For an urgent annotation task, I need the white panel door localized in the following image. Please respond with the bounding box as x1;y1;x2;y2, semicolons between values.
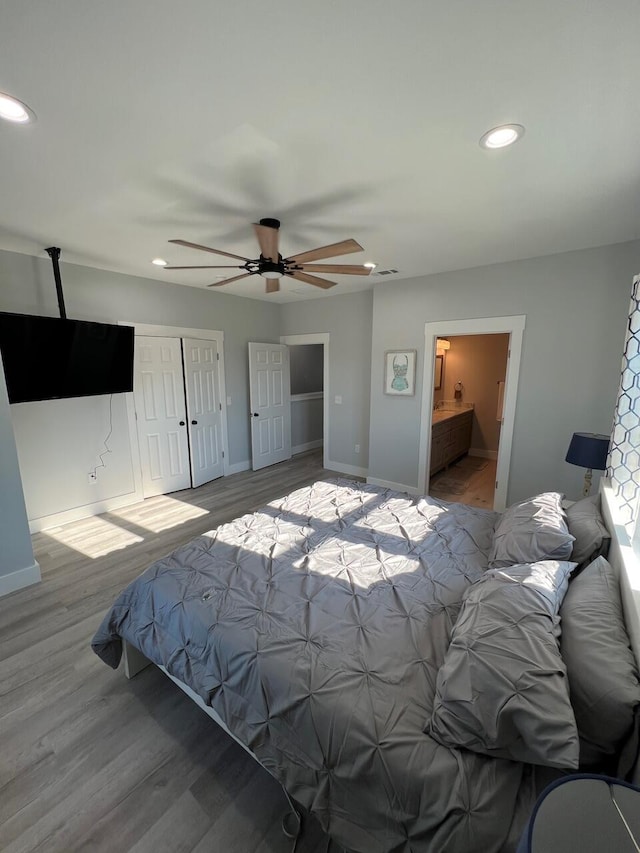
134;336;191;497
183;338;224;488
248;342;291;471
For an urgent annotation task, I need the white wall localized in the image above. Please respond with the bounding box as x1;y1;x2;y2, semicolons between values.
0;249;280;526
0;358;40;595
280;291;373;474
436;334;509;454
368;240;640;502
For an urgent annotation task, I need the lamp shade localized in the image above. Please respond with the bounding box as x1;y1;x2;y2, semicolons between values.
565;432;610;470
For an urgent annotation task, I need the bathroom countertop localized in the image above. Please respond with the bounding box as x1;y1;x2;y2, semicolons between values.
432;405;474;425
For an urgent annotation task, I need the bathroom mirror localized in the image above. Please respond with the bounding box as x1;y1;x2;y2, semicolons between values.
434;354;444;390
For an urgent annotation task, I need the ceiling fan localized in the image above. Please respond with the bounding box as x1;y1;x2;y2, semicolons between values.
164;218;372;293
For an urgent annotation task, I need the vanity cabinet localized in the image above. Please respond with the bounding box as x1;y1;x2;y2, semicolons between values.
430;410;473;475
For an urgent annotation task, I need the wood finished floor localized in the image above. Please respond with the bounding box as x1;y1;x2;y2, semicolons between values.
0;450;357;853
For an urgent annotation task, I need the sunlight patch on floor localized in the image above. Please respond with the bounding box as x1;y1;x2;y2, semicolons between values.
46;516;144;558
111;495;210;533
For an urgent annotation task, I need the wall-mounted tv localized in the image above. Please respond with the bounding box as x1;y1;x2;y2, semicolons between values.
0;312;134;404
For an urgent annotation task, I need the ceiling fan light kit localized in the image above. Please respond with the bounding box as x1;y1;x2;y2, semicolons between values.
165;218;371;294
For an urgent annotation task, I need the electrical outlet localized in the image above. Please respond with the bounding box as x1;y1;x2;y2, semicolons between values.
355;444;360;453
88;472;97;483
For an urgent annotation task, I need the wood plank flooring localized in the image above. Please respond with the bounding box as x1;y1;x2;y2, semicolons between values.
0;450;356;853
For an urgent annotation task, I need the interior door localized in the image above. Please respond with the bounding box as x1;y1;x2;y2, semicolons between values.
248;342;291;471
134;336;191;497
183;338;224;487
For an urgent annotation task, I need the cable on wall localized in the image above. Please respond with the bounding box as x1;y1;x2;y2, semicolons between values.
89;394;114;480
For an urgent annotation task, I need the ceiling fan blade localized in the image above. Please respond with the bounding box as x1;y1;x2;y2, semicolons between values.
164;265;244;270
169;239;251;262
253;223;279;262
286;271;337;290
207;273;255;288
296;264;371;276
265;278;280;294
286;238;363;264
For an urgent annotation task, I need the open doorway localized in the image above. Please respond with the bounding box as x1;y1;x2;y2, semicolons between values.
418;316;525;511
280;333;329;469
429;333;509;508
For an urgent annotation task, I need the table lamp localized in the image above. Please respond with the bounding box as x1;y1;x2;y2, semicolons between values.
565;432;610;497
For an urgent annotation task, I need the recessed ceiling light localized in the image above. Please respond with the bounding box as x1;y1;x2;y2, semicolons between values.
152;258;167;266
0;92;36;124
364;262;377;269
479;124;525;150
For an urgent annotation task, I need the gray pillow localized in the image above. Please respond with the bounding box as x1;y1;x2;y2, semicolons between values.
560;556;640;771
426;560;579;769
565;495;611;569
489;492;574;569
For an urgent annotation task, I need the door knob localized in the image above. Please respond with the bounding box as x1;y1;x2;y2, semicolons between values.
252;412;259;417
179;420;185;426
191;420;198;425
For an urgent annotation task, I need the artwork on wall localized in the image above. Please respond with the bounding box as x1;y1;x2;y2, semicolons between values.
434;354;443;390
384;350;416;396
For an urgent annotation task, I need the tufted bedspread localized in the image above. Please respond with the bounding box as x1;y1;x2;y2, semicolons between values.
92;479;538;852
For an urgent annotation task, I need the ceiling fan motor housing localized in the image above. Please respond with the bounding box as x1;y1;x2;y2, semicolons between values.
260;259;284;279
259;217;280;230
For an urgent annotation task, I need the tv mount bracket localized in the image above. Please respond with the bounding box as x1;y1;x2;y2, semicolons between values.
45;246;66;320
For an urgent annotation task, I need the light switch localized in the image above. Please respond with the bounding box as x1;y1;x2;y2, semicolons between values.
334;395;343;404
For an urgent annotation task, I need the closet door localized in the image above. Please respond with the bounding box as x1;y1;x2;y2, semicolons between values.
133;336;191;497
183;338;224;488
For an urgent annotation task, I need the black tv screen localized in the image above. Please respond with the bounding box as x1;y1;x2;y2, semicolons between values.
0;312;134;403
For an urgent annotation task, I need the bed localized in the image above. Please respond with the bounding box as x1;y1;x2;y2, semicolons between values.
92;478;640;852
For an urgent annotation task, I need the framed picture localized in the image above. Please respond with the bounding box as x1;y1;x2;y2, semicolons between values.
384;350;416;396
434;354;444;390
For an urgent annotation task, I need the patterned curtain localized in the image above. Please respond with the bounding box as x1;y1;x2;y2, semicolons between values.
607;274;640;529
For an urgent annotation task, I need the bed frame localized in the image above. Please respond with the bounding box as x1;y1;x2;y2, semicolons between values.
123;478;640;790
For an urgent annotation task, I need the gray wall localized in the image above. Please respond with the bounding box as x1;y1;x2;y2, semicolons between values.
291;397;323;449
280;291;373;471
0;356;39;591
369;240;640;502
290;344;324;395
0;249;280;523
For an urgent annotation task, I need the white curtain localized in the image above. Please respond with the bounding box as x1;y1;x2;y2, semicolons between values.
607;274;640;530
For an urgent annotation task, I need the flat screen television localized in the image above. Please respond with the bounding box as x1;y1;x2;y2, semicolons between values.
0;312;135;403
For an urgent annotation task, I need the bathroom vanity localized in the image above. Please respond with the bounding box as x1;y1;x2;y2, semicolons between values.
430;407;473;475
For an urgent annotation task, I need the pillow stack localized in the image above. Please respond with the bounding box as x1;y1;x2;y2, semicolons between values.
489;492;574;569
426;559;579;769
560;556;640;774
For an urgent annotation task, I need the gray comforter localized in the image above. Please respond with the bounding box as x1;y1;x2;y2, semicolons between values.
92;479;537;852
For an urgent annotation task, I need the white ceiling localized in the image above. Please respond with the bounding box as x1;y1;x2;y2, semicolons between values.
1;0;639;302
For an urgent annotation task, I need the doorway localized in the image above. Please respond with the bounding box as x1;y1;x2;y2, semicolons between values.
417;316;525;511
428;333;509;507
280;333;330;470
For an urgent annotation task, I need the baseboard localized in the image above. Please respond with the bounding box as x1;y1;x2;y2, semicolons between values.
29;491;143;533
293;440;323;455
226;459;251;476
366;476;421;496
326;460;369;478
469;448;498;460
0;560;41;597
